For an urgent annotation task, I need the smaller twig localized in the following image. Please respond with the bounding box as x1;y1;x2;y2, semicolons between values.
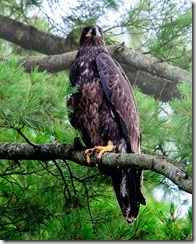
16;128;39;149
63;160;78;197
83;182;98;237
52;159;72;201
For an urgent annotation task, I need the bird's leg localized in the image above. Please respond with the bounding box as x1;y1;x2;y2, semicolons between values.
85;141;115;163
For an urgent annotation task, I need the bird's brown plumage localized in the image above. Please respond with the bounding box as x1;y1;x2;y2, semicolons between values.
69;25;146;223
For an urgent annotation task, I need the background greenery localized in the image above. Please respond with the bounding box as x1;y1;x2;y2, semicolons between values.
0;0;192;240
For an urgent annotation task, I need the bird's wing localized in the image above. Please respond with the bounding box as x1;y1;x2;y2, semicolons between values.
96;52;141;153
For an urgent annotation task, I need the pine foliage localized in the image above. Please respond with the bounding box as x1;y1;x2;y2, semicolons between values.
0;57;75;143
169;82;192;170
0;0;192;241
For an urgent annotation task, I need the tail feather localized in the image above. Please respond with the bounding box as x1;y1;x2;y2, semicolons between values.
111;167;146;223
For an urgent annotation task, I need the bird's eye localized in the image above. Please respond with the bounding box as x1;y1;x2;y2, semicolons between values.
99;27;103;33
84;27;90;33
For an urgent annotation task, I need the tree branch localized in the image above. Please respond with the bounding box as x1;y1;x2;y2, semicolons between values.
0;142;192;194
0;14;73;54
19;51;76;73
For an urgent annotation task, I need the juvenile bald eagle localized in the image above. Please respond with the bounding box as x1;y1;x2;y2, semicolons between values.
69;25;146;223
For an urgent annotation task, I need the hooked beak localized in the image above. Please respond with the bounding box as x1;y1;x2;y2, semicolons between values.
85;32;92;37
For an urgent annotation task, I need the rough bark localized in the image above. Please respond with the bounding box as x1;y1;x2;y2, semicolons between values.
0;15;72;54
19;51;76;73
0;142;192;194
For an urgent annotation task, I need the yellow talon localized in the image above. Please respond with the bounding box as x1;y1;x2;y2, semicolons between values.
86;154;92;163
96;140;115;159
85;148;95;163
85;141;115;163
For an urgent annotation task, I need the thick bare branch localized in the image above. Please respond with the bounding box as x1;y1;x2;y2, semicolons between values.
19;51;76;73
0;14;71;54
0;142;192;194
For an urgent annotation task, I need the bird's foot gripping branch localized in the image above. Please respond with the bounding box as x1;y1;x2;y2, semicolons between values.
85;140;115;163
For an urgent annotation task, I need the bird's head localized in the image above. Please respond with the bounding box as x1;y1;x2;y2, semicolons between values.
79;25;104;45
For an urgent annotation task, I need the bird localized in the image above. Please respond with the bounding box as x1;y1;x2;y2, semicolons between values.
69;25;146;223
